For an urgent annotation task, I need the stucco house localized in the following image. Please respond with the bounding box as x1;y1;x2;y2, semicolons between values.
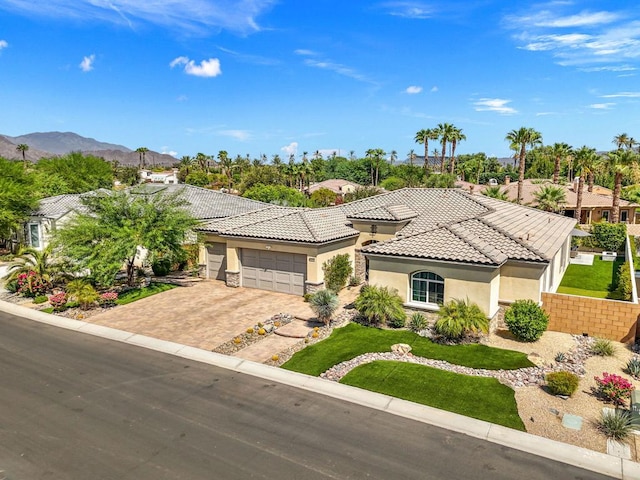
197;188;576;317
307;179;362;198
139;169;180;184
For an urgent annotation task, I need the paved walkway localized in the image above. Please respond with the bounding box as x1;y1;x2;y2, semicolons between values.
87;280;359;359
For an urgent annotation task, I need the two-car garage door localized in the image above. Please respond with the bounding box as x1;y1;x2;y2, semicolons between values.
241;249;306;295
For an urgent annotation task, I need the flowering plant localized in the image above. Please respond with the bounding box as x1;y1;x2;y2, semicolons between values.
17;271;49;297
99;291;118;307
594;372;635;406
48;292;68;311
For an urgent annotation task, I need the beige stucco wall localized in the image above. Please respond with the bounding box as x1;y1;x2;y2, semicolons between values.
351;221;408;248
499;262;545;303
367;256;500;317
313;238;357;284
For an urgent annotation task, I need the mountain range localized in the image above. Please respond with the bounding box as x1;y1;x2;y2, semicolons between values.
0;131;178;167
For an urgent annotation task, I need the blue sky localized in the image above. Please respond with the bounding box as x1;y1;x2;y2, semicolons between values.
0;0;639;160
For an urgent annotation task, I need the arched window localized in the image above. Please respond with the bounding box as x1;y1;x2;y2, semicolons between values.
411;271;444;305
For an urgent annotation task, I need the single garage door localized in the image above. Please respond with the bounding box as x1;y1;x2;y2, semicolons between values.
241;249;306;295
207;243;227;281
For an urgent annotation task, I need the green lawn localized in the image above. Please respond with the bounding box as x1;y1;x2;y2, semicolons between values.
281;322;533;376
341;361;525;431
557;256;624;300
116;282;177;305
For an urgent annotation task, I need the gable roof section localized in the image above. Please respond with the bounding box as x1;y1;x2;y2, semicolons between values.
347;204;418;221
31;193;84;220
199;206;358;243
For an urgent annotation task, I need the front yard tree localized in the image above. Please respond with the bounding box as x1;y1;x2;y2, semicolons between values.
53;190;198;287
0;157;38;240
505;127;543;204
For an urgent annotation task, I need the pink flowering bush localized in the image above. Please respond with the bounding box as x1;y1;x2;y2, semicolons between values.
48;292;68;312
594;372;635;406
17;271;49;297
99;291;118;307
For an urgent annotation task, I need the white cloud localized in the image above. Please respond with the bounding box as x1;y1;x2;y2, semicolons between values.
580;65;636;72
381;2;434;19
405;85;422;94
0;0;274;35
601;92;640;98
430;86;438;92
160;146;178;157
79;54;95;72
588;103;615;109
218;129;250;141
473;98;518;115
294;49;315;56
170;56;221;77
176;94;188;102
0;40;8;50
281;142;298;157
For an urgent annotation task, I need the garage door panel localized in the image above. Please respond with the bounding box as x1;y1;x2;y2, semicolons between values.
241;249;306;295
207;243;227;281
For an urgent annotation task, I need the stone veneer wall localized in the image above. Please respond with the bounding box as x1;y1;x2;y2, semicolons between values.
225;270;240;288
305;281;324;295
541;292;639;343
354;249;366;282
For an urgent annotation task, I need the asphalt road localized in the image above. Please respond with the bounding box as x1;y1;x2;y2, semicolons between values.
0;311;614;480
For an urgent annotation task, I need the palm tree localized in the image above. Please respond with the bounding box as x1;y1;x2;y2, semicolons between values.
573;146;598;223
482;186;509;201
613;133;631;150
179;155;195;176
217;150;232;190
407;149;416;166
505;127;543;204
4;245;64;286
195;152;209;172
365;148;385;186
603;149;638;222
16;144;29;168
414;128;437;172
389;150;398;165
550;142;572;184
136;147;149;170
448;126;466;175
349;150;356;161
533;185;566;213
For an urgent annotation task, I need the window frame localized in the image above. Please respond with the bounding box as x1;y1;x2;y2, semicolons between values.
410;271;444;307
27;222;41;249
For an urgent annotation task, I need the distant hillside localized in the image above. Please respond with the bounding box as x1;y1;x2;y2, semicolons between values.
84;149;177;167
0;135;51;162
0;131;177;167
6;131;131;155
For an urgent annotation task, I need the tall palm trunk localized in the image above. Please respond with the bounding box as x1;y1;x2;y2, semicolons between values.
440;141;446;173
575;176;584;224
588;173;594;192
612;172;623;223
449;140;457;175
552;156;561;184
423;140;429;172
517;144;526;204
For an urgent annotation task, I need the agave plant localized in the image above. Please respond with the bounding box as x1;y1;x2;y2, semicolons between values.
626;357;640;379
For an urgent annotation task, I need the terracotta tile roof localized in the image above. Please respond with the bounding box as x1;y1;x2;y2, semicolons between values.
199;207;358;243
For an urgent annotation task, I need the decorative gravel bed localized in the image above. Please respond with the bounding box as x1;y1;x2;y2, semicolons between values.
212;313;293;355
320;334;594;388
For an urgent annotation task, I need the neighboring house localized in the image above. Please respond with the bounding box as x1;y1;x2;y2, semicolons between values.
22;184;267;251
140;169;180;184
197;188;576;317
307;179;362;198
456;178;638;225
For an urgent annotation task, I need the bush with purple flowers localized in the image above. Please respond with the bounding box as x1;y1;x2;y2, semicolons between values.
594;372;635;406
17;271;49;297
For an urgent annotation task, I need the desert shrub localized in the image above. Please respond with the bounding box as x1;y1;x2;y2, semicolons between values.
433;298;488;342
616;262;633;301
66;279;99;310
598;410;635;441
555;352;566;363
594;372;634;406
99;291;118;307
348;275;360;287
380;176;406;191
591;338;616;357
5;279;18;293
309;289;339;325
504;299;549;342
354;285;406;327
545;371;579;396
591;222;626;252
409;312;429;333
33;295;48;304
48;292;68;312
151;258;172;277
322;254;353;293
387;314;406;329
625;357;640;379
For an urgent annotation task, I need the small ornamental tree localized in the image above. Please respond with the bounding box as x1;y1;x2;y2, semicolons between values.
322;254;353;293
309;289;339;325
504;299;549;342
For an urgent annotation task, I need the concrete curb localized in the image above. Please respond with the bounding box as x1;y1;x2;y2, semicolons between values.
1;299;637;479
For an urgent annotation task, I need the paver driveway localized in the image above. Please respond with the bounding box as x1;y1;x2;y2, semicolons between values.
87;280;321;351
